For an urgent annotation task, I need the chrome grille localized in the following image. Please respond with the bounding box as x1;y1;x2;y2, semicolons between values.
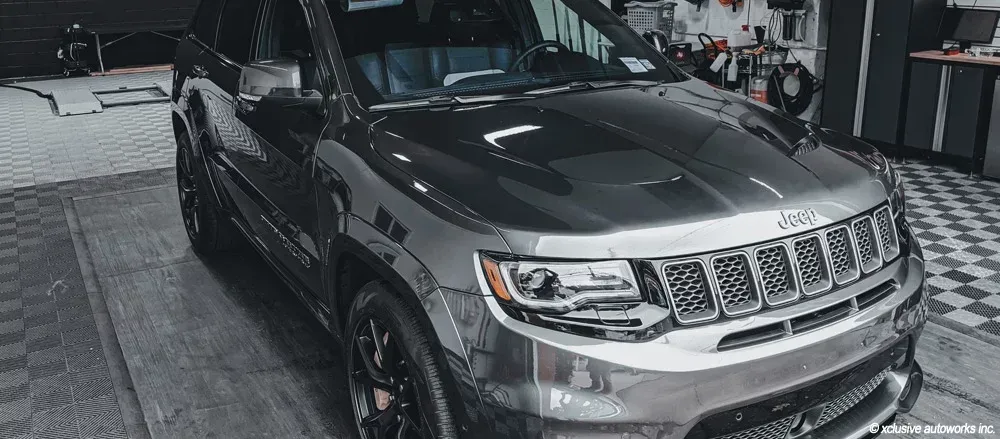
815;369;889;428
713;416;794;439
662;260;716;323
874;206;900;261
793;236;832;295
659;204;899;325
852;217;883;273
853;219;874;265
711;253;760;315
825;226;860;285
754;244;798;306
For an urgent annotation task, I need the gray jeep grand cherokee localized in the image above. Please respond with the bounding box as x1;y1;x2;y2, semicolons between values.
170;0;927;437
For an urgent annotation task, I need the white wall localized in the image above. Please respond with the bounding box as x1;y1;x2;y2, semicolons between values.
667;0;829;121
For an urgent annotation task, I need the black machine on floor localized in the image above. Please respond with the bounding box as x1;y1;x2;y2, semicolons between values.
58;24;92;77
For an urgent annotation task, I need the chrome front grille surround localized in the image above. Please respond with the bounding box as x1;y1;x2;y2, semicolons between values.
826;226;861;285
662;259;719;323
852;217;882;274
792;235;833;295
710;252;763;316
661;205;901;325
874;206;900;261
754;243;800;306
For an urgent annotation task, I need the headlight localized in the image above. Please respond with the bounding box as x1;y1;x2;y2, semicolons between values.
871;152;906;218
889;176;906;219
480;255;642;313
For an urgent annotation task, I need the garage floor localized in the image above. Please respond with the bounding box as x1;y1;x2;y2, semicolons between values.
1;73;1000;438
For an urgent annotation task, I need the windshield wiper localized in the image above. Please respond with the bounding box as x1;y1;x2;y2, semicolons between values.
524;79;663;96
369;94;535;111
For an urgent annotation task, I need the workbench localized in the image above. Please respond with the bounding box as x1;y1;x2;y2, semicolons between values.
901;50;1000;177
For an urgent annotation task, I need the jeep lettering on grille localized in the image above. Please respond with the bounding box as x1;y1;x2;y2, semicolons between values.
777;208;819;230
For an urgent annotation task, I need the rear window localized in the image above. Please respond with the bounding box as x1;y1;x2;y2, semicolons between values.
216;0;264;64
191;0;224;44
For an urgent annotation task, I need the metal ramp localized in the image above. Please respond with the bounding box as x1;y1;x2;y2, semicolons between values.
51;82;171;116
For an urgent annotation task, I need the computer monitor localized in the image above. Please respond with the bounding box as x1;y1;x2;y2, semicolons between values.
939;8;1000;51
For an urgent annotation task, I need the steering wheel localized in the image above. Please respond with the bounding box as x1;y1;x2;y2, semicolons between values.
508;40;571;72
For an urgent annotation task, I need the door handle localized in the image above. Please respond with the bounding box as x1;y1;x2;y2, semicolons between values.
192;64;209;78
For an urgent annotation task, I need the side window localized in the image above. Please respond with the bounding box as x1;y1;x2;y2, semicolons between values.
257;0;321;91
216;0;264;65
191;0;224;44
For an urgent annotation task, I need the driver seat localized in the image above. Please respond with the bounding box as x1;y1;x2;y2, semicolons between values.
370;0;515;95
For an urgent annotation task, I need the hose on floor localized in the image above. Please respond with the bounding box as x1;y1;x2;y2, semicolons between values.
0;83;52;99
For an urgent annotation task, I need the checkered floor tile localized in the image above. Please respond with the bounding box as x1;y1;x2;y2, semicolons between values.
0;72;174;191
0;168;176;439
897;161;1000;337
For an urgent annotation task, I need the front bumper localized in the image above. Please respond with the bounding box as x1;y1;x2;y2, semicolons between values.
423;238;927;439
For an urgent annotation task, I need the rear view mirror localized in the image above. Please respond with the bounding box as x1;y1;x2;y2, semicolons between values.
643;30;670;54
341;0;404;12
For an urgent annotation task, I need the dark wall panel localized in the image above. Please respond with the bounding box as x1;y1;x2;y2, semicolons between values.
942;66;987;160
0;0;199;78
820;0;866;134
902;62;941;150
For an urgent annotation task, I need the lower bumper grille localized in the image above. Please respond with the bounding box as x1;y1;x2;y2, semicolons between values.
714;417;794;439
696;341;907;439
815;369;889;428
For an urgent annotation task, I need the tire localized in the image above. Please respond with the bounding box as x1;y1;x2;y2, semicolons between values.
346;281;458;439
176;132;238;254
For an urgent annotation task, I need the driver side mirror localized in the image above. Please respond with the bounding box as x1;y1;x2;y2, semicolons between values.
238;58;323;113
643;30;670;55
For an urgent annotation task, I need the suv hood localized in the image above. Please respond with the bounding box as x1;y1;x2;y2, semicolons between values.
370;80;893;259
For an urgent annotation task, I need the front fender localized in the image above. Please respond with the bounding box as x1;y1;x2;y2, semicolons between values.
328;217;493;435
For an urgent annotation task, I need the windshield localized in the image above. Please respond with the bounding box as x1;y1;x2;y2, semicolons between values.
329;0;684;108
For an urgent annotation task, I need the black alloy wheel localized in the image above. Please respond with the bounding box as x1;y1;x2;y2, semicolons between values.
177;140;201;241
349;317;435;439
175;133;237;254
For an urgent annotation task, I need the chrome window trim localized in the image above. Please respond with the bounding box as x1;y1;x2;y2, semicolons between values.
709;251;764;317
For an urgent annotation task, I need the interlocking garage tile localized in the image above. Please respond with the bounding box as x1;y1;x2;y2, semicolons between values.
61;326;99;346
29;373;71;397
33;421;80;439
70;366;109;389
72;378;113;402
0;382;29;405
0;417;31;438
26;335;61;354
30;387;73;414
0;394;30;423
0;341;25;360
28;361;67;381
32;403;77;432
27;347;64;367
66;350;105;373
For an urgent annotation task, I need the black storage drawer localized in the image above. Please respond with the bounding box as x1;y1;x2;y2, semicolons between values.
903;62;942;150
